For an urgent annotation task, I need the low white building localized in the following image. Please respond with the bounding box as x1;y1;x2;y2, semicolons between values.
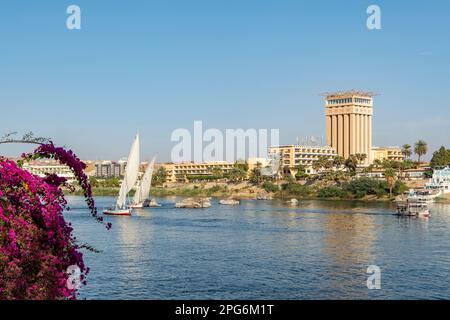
426;167;450;194
23;161;76;184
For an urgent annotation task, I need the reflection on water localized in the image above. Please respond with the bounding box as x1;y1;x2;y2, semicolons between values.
65;196;450;300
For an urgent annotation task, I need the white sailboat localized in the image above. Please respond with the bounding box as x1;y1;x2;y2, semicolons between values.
103;134;140;216
130;157;156;208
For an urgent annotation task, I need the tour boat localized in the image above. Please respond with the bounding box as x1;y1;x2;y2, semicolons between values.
130;157;156;209
103;134;140;216
396;199;430;217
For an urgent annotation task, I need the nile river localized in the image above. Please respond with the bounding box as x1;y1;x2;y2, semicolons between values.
65;196;450;300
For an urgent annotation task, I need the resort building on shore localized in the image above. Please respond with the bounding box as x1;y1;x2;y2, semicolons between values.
324;91;374;164
23;160;76;184
371;146;405;162
268;145;337;175
161;158;270;183
426;167;450;194
162;161;235;183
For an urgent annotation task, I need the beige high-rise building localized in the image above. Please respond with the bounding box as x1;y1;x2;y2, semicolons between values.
324;91;374;165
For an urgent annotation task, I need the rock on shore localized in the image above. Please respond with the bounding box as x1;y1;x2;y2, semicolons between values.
256;190;273;200
175;198;212;208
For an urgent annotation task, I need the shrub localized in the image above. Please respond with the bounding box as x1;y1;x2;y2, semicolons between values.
262;182;279;193
282;183;311;197
318;186;348;198
0;143;108;300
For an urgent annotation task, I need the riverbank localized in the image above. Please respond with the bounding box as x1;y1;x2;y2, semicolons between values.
65;177;413;202
435;193;450;204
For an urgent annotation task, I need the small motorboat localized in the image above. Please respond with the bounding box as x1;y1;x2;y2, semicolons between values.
219;199;240;205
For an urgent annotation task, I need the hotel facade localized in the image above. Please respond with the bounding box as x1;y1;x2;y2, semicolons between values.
161;158;270;183
23;160;76;184
324;91;373;164
324;91;403;165
268;145;337;175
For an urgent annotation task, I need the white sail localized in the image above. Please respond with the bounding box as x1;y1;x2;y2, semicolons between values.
116;134;141;209
132;156;156;205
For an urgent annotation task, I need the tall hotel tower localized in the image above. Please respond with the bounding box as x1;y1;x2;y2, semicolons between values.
324;91;374;165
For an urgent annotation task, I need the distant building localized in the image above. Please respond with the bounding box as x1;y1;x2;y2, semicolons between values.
268;145;337;175
95;160;127;178
371;147;405;162
23;160;76;184
426;167;450;194
324;91;374;164
162;161;235;182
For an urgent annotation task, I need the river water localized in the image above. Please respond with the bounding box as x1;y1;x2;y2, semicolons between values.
65;196;450;300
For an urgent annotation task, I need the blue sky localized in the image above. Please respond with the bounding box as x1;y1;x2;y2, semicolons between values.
1;0;449;161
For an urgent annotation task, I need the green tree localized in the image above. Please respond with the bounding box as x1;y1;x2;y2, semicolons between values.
228;167;247;183
344;155;358;174
384;167;396;197
430;146;450;169
154;167;168;185
373;158;382;169
295;164;307;180
355;153;367;165
249;167;262;184
211;167;224;178
89;176;99;188
414;140;428;163
402;144;412;159
333;156;345;169
313;156;332;173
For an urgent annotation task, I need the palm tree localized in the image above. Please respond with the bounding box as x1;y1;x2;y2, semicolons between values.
333;156;345;169
384;167;396;197
344;155;358;174
355;153;367;165
373;158;382;169
414;140;428;163
402;144;412;159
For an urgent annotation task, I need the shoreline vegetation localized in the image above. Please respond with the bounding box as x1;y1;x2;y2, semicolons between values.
66;177;413;202
66;147;450;203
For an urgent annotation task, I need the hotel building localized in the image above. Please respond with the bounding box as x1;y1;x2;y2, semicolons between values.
161;158;270;183
268;145;337;175
94;160;127;178
162;161;235;182
371;146;405;162
23;160;76;184
324;91;374;165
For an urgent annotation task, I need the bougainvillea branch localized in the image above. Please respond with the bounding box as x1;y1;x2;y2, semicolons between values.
22;143;112;230
0;141;110;300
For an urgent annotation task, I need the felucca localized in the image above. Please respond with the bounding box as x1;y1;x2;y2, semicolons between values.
130;156;156;208
103;134;140;216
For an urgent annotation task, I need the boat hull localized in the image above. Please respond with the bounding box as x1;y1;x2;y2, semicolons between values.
130;203;145;209
103;209;132;216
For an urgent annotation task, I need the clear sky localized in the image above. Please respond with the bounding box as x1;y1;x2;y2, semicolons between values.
1;0;449;161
